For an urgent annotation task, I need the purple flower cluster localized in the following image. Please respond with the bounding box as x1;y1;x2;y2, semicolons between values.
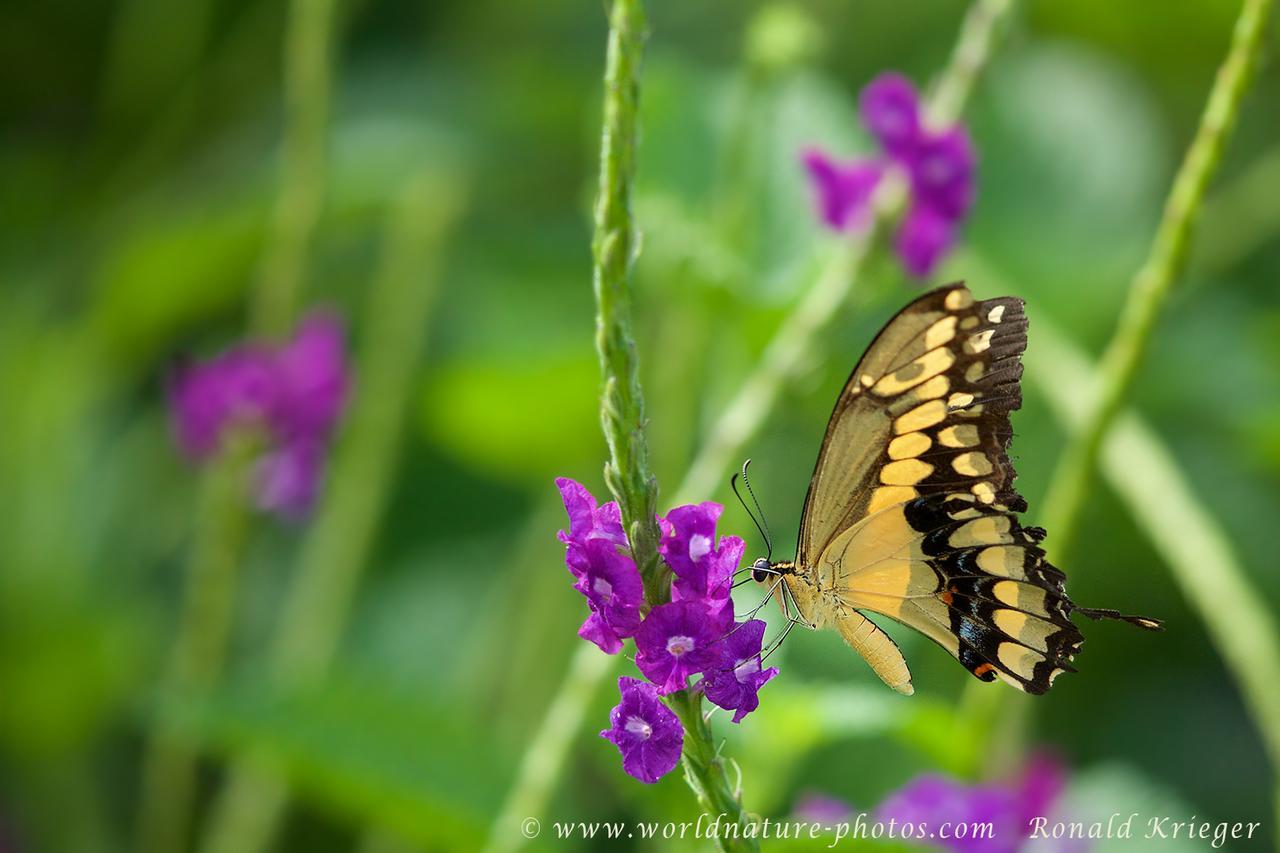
555;479;780;783
794;754;1074;852
876;754;1073;853
803;72;977;278
169;312;350;518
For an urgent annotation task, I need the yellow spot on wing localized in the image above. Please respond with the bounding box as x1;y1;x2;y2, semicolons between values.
881;458;934;486
948;515;1011;548
994;608;1028;639
895;400;947;434
887;432;932;460
977;545;1026;578
987;304;1006;323
965;362;985;382
945;288;974;310
938;424;979;448
953;452;994;477
998;642;1040;680
960;316;980;331
972;481;996;503
867;485;917;514
965;329;994;354
948;391;975;408
872;347;956;396
924;315;958;349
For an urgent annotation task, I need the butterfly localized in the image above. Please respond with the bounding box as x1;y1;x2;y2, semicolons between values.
748;283;1161;695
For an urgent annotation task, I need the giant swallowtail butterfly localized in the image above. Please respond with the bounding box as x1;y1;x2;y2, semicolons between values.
751;283;1161;695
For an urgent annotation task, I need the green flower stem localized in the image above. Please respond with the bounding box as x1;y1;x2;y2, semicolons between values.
251;0;339;338
592;0;664;598
196;171;464;853
1037;0;1274;558
669;690;759;852
487;0;1017;847
136;433;257;853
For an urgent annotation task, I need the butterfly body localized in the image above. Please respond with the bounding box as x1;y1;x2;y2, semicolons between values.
759;283;1159;697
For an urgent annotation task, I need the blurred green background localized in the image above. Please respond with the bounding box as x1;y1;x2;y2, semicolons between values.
2;0;1279;850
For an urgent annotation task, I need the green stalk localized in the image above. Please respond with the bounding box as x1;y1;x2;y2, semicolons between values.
1038;0;1274;557
136;433;256;853
486;0;1017;847
587;1;757;847
196;171;464;853
592;0;664;595
251;0;339;338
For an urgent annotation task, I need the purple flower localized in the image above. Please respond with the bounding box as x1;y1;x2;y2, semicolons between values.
802;150;883;231
895;204;956;279
555;477;628;578
635;601;727;695
802;71;977;279
876;754;1073;853
793;791;854;824
859;72;922;158
658;502;744;626
169;311;350;518
555;479;644;654
600;677;684;784
908;127;976;220
700;619;778;723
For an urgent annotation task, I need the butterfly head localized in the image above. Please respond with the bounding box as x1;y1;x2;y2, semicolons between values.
750;558;794;584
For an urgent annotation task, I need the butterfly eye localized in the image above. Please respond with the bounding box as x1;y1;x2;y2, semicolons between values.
751;558;772;584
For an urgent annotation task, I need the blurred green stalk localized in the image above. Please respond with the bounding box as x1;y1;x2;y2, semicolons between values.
136;432;256;853
196;171;464;853
1038;0;1275;555
251;0;339;338
487;0;1017;848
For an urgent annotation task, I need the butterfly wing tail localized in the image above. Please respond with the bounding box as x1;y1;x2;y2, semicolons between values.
835;608;914;696
1072;606;1164;631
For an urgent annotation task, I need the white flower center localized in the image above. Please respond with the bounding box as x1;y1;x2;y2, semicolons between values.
592;576;614;602
688;534;712;562
666;635;695;657
624;715;652;740
733;657;760;683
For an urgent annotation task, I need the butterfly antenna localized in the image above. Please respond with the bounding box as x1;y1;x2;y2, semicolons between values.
732;459;773;560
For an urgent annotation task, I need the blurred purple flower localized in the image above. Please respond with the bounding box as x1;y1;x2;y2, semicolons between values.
876;753;1074;853
169;311;350;518
802;150;883;231
802;72;977;279
859;72;922;158
555;479;644;654
600;677;684;784
635;600;727;694
700;618;778;723
896;204;957;279
793;791;855;824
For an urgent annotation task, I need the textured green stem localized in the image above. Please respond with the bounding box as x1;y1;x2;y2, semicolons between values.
1038;0;1274;558
136;433;256;853
670;690;760;853
196;173;463;853
487;0;1016;845
251;0;339;337
592;0;664;597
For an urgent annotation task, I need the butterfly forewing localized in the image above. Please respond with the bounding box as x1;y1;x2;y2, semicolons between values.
794;283;1092;694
